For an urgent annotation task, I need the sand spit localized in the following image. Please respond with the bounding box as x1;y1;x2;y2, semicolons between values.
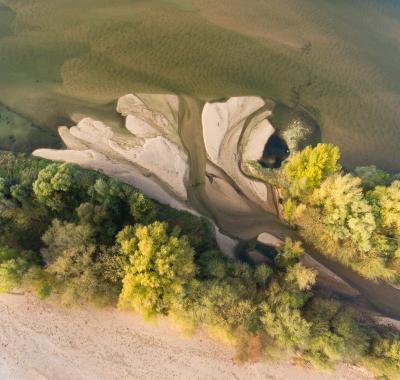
36;108;188;200
58;126;88;150
35;94;278;213
257;232;284;247
111;135;188;199
202;97;275;212
0;293;372;380
241;118;275;163
202;96;265;163
117;93;181;145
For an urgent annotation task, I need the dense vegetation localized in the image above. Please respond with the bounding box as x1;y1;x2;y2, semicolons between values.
254;144;400;284
0;152;399;379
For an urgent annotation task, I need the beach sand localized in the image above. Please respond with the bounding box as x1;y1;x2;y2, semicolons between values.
0;293;372;380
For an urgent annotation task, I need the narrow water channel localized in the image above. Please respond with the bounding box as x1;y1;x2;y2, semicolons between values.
177;95;400;320
178;95;286;241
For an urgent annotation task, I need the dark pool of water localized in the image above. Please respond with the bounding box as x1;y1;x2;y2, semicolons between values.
259;133;290;169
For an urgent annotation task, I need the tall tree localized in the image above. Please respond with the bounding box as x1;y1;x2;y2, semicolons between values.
117;222;195;318
282;143;340;199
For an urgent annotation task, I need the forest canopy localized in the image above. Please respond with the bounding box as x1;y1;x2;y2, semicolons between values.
0;152;399;379
254;143;400;284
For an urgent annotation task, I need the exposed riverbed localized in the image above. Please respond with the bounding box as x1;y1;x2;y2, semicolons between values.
34;93;400;320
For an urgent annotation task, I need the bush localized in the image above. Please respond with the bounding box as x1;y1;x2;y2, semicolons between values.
354;165;391;191
365;330;400;380
47;244;120;306
303;298;368;369
41;220;95;264
0;245;35;292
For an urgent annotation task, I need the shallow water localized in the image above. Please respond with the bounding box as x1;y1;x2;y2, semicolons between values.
1;0;400;170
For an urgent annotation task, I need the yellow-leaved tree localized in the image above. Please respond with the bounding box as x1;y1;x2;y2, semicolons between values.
117;221;195;318
282;143;341;200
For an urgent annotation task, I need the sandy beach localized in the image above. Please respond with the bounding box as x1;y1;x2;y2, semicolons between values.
0;293;372;380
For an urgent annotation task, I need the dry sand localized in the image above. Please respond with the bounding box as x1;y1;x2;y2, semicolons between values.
201;97;277;213
0;293;372;380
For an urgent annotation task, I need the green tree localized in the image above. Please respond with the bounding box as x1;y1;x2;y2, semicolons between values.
354;165;391;191
196;250;231;280
170;256;261;343
33;163;82;212
0;207;49;251
197;280;257;342
254;263;273;287
366;331;400;380
311;173;376;252
259;282;311;349
284;263;317;291
117;222;195;318
128;191;156;224
369;180;400;237
10;183;31;206
41;220;95;264
0;245;34;292
47;244;119;306
304;298;368;369
0;177;11;198
275;238;305;268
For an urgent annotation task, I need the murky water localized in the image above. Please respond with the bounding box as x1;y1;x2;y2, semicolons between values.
1;0;400;170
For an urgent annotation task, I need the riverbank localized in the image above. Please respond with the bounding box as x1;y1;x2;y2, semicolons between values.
0;293;372;380
32;93;400;320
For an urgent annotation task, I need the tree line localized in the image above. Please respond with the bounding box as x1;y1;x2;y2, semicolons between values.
0;152;399;379
252;143;400;284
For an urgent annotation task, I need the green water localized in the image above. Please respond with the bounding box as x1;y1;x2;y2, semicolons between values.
0;0;399;170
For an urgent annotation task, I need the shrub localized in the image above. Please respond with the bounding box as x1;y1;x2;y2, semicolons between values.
0;245;35;292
